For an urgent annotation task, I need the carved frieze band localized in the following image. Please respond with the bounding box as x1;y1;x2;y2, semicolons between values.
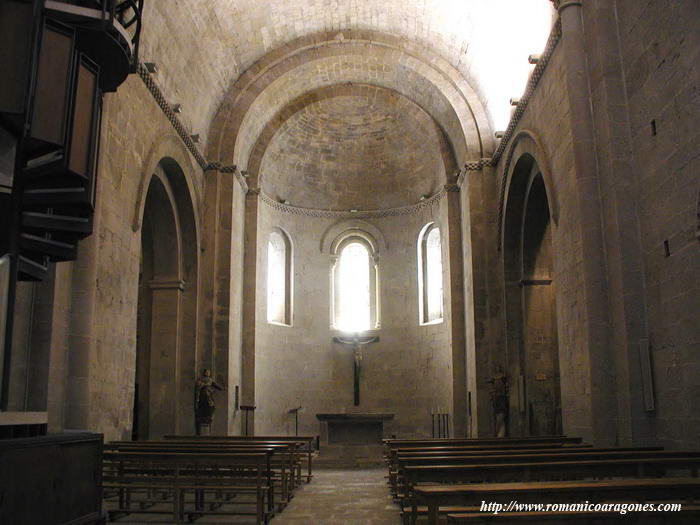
490;18;562;165
137;64;247;191
137;64;207;169
259;189;445;219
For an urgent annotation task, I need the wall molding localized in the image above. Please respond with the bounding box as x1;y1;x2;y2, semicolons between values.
259;188;445;219
136;64;248;192
490;17;563;165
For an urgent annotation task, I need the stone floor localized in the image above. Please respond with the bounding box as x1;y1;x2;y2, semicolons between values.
106;468;401;524
270;468;400;524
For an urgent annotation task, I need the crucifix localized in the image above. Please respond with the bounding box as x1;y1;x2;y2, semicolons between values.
333;334;379;406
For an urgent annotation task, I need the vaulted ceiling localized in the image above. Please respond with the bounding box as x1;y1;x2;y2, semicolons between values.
138;0;554;209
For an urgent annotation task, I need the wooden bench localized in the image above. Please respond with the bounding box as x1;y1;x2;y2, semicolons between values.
107;441;297;510
386;444;594;488
165;435;315;483
384;437;583;458
401;456;700;505
411;478;700;525
400;448;684;465
390;447;664;498
389;445;663;492
384;436;582;446
157;440;303;493
103;450;272;524
386;443;591;476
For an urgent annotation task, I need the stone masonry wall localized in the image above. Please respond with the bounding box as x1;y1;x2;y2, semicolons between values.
79;75;206;440
614;0;700;449
493;43;590;439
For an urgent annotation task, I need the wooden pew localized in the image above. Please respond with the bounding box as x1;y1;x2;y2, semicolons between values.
405;456;700;484
107;441;296;509
399;449;680;468
394;450;666;513
411;478;700;525
387;445;595;495
387;444;593;486
384;437;583;458
157;439;304;490
103;450;272;524
165;434;315;483
386;443;590;475
391;447;664;499
401;456;700;507
384;436;582;446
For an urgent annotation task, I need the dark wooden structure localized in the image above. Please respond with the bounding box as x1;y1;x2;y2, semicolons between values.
0;0;144;411
0;432;103;524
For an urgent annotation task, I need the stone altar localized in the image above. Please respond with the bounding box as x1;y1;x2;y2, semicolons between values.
316;413;394;446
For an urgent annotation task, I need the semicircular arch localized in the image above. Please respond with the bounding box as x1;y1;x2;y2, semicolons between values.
498;129;559;251
208;30;493;174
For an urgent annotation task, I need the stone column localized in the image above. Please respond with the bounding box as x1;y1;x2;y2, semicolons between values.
148;279;183;437
26;262;73;432
199;170;237;435
460;163;504;437
65;215;100;431
558;0;616;444
240;188;260;435
444;184;468;437
580;0;653;444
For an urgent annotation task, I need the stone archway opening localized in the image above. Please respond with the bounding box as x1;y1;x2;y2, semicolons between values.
503;154;562;437
134;160;199;440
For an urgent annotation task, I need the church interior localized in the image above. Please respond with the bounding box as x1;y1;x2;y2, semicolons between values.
1;0;699;523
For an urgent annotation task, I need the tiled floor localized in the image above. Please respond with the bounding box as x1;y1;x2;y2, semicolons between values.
105;468;401;524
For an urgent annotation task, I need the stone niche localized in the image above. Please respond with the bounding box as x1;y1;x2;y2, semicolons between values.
316;413;394;446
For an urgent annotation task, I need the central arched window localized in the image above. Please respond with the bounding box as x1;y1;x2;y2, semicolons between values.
267;229;292;325
330;230;380;332
418;222;444;324
336;242;371;331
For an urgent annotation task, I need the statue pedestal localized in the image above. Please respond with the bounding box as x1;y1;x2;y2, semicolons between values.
196;423;211;436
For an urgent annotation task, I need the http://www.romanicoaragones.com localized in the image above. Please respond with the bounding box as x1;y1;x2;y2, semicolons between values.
480;500;682;515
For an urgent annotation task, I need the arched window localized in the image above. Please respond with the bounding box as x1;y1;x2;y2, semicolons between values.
418;223;444;324
331;231;380;332
267;229;292;325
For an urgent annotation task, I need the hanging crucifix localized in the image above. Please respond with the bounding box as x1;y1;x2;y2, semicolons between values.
332;334;379;405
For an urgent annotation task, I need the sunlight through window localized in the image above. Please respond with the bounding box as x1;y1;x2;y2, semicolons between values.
426;227;444;322
336;242;371;332
267;232;287;324
419;223;444;324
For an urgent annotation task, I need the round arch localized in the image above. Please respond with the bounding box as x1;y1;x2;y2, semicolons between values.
498;129;559;250
501;151;562;438
133;154;200;439
320;219;387;254
207;30;493;178
133;133;202;236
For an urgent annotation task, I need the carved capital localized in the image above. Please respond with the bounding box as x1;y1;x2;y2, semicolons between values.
149;279;185;291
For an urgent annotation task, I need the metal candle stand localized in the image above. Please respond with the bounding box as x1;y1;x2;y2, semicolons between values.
431;409;450;438
240;405;256;436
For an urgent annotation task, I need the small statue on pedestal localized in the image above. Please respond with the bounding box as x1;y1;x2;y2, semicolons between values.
195;369;223;435
488;365;508;438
